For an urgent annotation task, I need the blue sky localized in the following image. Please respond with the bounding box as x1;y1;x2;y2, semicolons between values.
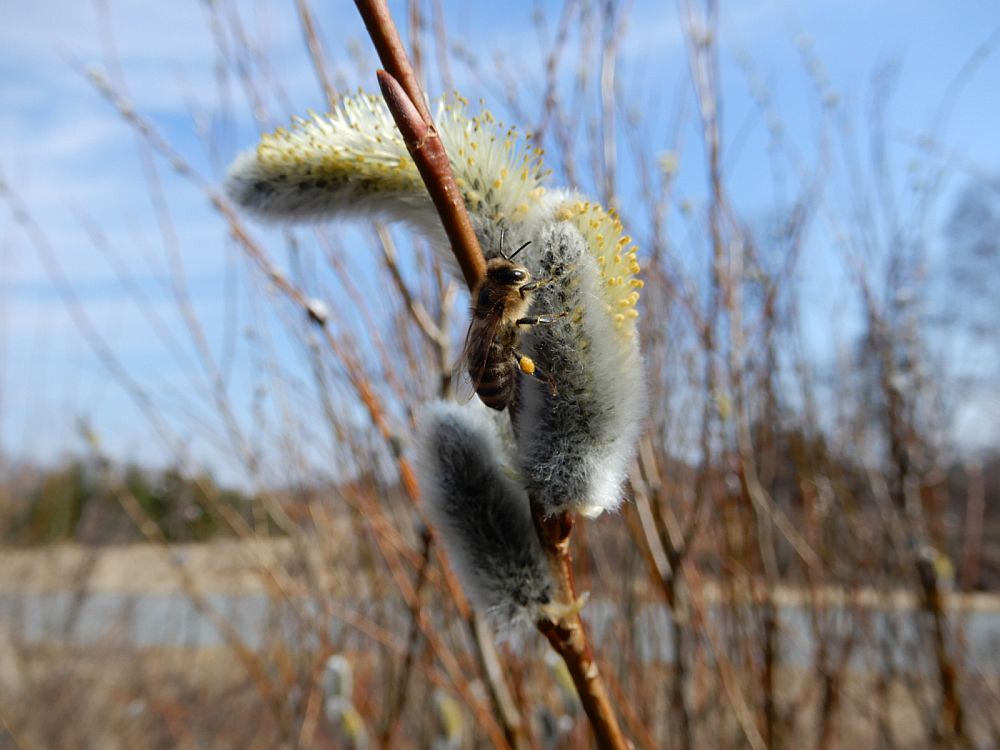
2;0;998;483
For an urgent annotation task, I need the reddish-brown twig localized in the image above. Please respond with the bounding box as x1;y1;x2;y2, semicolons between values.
355;0;484;291
534;512;631;750
354;3;630;747
375;69;485;291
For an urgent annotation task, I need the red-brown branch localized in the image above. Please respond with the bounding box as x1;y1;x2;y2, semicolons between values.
534;511;630;750
355;0;433;123
375;70;485;290
355;2;629;747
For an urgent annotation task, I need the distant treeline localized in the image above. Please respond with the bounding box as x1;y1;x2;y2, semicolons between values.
3;447;999;589
1;459;263;545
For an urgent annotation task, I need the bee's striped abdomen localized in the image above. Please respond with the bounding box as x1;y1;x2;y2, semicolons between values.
476;359;518;410
469;326;520;410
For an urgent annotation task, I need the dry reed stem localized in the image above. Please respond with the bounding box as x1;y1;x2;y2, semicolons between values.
379;527;432;747
293;0;337;109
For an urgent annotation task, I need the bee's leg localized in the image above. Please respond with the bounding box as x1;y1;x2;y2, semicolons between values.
530;275;564;291
512;351;559;396
513;351;536;375
514;311;568;327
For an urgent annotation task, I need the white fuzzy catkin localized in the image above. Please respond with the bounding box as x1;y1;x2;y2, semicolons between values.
416;401;553;629
226;92;646;516
225;94;546;248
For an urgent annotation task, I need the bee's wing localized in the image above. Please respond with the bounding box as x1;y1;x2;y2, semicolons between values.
452;357;478;404
453;303;505;404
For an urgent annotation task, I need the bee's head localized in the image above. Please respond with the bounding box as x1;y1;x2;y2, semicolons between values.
486;237;534;289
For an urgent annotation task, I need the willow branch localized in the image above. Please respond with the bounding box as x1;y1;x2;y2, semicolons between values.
356;4;628;748
355;0;432;123
376;69;485;290
353;7;536;749
354;0;485;290
354;0;484;291
534;511;630;750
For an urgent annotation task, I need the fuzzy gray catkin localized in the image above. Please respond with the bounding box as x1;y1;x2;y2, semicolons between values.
416;402;553;629
495;209;645;517
225;93;646;517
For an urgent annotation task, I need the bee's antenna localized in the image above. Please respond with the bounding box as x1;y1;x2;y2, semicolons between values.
498;228;509;261
508;241;531;261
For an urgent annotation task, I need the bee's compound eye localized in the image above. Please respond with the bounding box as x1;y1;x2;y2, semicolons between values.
488;265;530;285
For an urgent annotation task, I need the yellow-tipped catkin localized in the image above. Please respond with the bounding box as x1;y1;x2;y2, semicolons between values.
548;200;642;340
226;92;547;231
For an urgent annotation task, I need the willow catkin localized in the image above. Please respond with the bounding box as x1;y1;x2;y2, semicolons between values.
226;92;647;624
416;402;552;630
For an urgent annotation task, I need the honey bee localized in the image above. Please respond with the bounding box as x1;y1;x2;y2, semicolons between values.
459;236;563;411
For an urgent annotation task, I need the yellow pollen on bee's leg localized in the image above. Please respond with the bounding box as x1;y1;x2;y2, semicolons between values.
518;355;536;375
